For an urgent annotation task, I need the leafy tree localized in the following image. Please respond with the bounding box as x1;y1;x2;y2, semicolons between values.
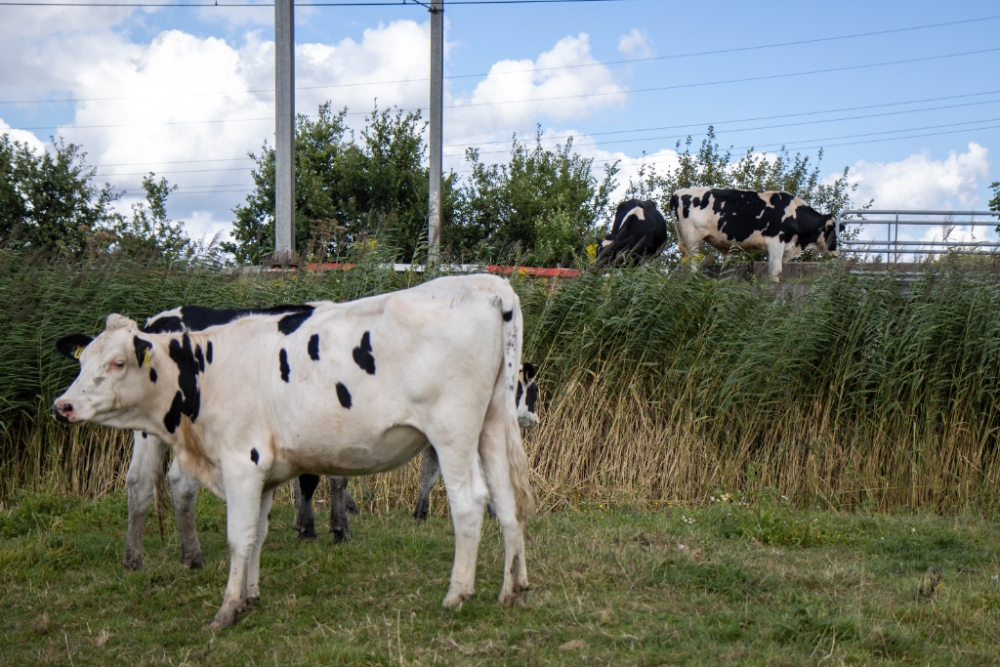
450;131;618;266
102;174;198;262
0;135;118;256
226;103;455;264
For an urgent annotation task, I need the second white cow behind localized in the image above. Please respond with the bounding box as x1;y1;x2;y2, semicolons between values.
52;275;534;629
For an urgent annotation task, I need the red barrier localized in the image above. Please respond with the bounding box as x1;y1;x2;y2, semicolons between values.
284;262;580;278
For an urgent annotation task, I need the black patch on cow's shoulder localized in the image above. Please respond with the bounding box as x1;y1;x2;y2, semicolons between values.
278;306;315;335
194;345;205;372
336;382;352;409
251;448;259;465
279;349;291;383
503;310;513;322
166;333;202;425
146;304;314;334
164;390;184;433
206;341;213;364
149;368;157;383
55;333;94;361
308;334;320;361
352;332;376;375
133;336;153;367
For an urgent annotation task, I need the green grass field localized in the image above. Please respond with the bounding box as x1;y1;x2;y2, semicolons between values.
2;491;999;666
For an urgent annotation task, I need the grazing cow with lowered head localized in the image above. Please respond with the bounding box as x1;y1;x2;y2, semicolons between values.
55;305;364;571
53;275;534;629
670;187;840;282
596;199;668;266
413;362;539;521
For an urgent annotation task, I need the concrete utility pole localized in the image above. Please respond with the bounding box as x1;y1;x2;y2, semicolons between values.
274;0;295;265
427;0;444;263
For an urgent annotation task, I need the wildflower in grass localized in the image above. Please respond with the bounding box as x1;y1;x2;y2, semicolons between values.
911;528;916;533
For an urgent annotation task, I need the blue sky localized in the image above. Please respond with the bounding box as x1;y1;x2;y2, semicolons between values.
1;0;997;246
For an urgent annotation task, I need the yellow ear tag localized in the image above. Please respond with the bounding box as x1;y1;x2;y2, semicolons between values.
73;346;84;360
142;348;151;367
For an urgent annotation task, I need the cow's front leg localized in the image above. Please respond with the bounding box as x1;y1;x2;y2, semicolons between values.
246;489;274;602
210;475;264;630
167;457;203;569
767;245;784;283
328;476;352;543
293;474;320;541
413;446;441;521
123;431;168;570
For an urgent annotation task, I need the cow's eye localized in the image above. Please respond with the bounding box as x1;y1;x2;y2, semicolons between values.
111;360;125;370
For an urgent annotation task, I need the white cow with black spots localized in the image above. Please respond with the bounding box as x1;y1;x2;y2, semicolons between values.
53;275;534;629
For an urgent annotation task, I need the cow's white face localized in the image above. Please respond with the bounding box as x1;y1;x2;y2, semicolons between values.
53;314;161;429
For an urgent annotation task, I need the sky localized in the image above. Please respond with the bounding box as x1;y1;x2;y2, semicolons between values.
1;0;998;252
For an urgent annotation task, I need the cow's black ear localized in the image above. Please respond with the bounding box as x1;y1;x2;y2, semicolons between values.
56;333;94;361
522;362;537;380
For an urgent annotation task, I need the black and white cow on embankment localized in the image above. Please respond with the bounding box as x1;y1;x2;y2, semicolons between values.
595;199;669;267
53;275;534;629
670;187;840;282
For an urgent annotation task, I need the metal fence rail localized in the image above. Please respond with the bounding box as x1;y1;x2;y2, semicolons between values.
838;209;1000;261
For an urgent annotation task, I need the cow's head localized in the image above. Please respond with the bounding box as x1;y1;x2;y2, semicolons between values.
516;363;539;428
822;216;841;256
53;314;165;430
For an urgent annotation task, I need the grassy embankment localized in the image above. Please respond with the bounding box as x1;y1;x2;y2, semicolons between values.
4;252;1000;512
2;489;999;665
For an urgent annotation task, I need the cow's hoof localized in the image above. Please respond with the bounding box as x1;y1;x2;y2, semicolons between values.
442;589;473;610
499;585;529;607
413;501;429;521
122;555;143;571
182;554;204;570
209;603;240;630
297;530;318;542
330;527;352;544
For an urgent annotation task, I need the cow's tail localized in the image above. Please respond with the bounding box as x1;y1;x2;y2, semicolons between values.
499;288;536;527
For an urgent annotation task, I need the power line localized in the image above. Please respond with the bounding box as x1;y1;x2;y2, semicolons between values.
0;0;624;6
5;14;1000;107
8;46;1000;134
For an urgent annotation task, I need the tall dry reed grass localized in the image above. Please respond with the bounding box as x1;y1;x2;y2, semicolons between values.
3;251;1000;513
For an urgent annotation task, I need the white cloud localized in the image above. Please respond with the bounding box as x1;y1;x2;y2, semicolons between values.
848;142;991;210
0;117;47;153
617;29;652;59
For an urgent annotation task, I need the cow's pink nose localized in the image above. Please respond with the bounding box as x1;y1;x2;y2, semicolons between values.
53;402;74;422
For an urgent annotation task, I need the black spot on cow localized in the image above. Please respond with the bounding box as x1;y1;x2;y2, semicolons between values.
250;448;259;465
133;336;153;367
142;432;148;439
165;333;202;429
206;341;213;364
279;349;290;383
149;368;157;383
277;306;315;335
142;304;315;335
503;310;513;322
141;316;184;334
516;381;523;406
522;363;537;380
308;334;320;361
596;199;668;267
336;382;352;409
525;380;538;414
164;390;184;434
352;332;376;375
194;345;205;373
55;333;94;361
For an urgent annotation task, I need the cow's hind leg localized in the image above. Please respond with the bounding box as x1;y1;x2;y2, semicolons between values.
435;441;490;609
294;474;320;541
210;473;263;630
328;476;352;543
123;432;168;571
479;398;530;606
167;457;203;569
413;447;441;521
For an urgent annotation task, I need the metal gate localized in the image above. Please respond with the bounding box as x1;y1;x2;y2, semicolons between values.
837;209;1000;262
